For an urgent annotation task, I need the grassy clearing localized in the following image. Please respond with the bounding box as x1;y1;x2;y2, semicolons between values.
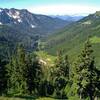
36;51;56;66
90;36;100;43
0;97;58;100
0;97;25;100
37;97;58;100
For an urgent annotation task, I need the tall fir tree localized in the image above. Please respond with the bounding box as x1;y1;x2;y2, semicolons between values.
25;53;42;95
6;45;27;95
53;50;70;99
72;38;100;100
0;59;7;95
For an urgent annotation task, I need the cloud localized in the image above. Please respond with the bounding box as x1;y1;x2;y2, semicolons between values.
27;4;100;15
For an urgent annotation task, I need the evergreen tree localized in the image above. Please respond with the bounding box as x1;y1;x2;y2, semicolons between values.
54;50;70;78
26;53;42;95
0;59;7;95
6;45;27;95
62;55;70;79
53;50;70;99
72;39;99;100
6;44;43;95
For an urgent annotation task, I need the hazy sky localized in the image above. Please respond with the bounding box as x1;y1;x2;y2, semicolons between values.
0;0;100;15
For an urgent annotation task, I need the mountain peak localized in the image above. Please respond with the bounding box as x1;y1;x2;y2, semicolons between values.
0;8;70;35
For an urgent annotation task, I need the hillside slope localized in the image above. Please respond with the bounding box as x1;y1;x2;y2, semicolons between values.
0;25;39;59
44;11;100;68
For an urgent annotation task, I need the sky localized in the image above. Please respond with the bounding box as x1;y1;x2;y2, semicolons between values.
0;0;100;15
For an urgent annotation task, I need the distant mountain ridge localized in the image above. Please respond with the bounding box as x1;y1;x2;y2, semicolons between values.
0;8;72;35
50;15;85;21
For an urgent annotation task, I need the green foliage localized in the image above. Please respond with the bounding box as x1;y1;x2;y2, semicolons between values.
90;36;100;43
0;59;7;95
25;53;42;95
52;50;70;99
38;80;54;97
6;45;27;95
6;45;43;96
0;32;100;100
54;50;70;78
68;95;80;100
71;39;100;99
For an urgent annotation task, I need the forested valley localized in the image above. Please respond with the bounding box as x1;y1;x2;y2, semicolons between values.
0;38;100;100
0;8;100;100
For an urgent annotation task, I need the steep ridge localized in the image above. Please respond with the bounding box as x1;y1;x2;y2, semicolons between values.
0;8;71;35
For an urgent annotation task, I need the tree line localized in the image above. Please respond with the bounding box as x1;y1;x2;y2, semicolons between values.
0;39;100;100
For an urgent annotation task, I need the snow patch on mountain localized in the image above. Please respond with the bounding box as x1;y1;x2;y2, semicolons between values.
31;24;36;28
7;10;23;23
7;11;20;19
14;22;17;24
0;22;2;25
18;19;22;23
0;9;3;12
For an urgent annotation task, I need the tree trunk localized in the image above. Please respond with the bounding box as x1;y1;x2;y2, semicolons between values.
79;94;82;100
94;96;98;100
90;95;94;100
